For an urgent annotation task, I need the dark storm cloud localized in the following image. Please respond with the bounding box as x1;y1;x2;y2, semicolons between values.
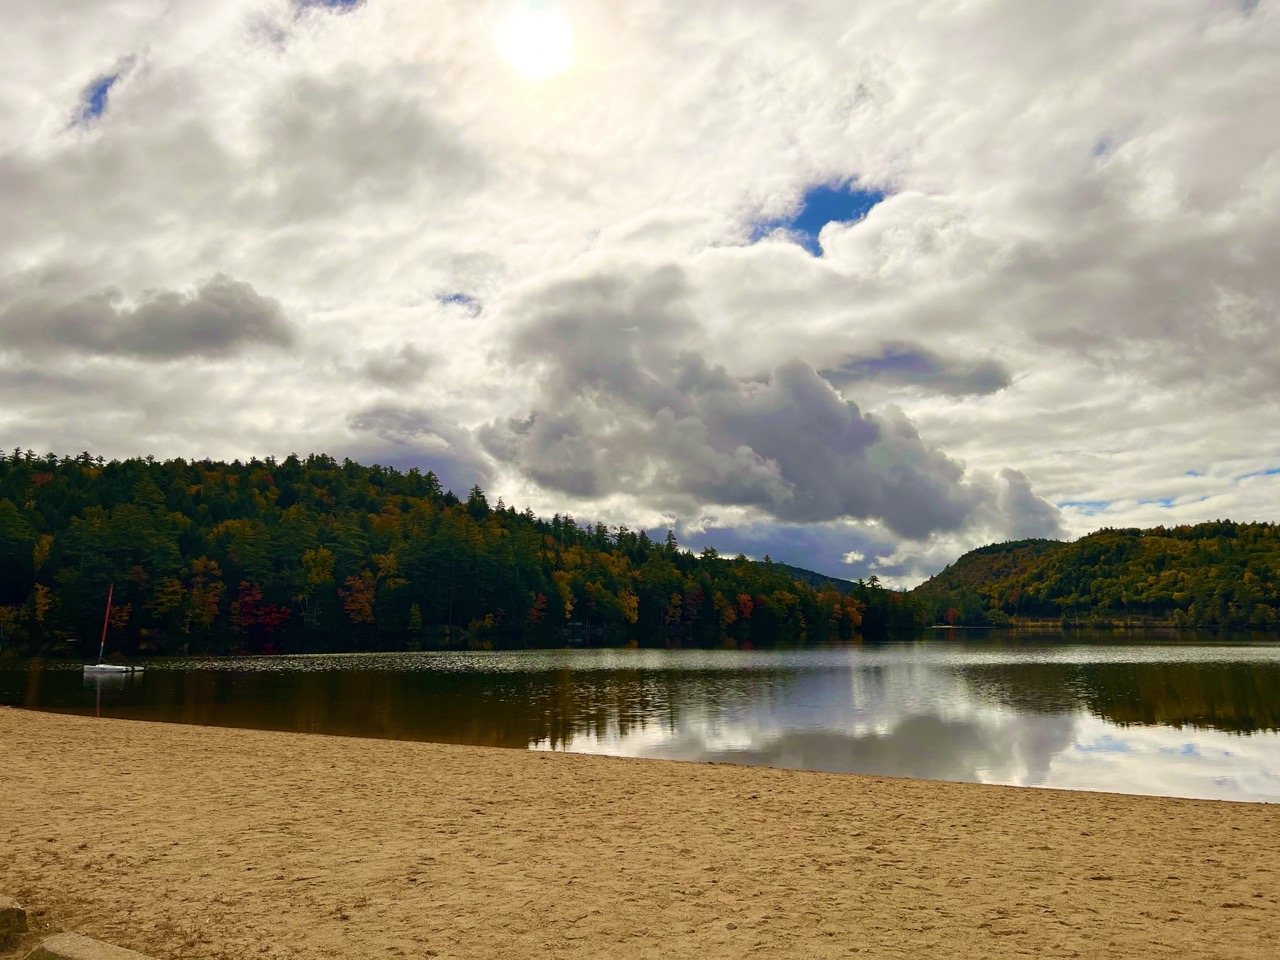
483;266;1063;540
0;274;294;360
822;341;1012;397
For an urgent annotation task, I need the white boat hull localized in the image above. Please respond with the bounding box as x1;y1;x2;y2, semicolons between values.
84;663;141;674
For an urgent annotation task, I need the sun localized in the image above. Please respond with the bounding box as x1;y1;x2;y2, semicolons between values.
497;5;573;81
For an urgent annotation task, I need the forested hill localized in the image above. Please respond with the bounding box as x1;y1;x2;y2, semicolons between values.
0;451;917;658
771;562;857;595
911;521;1280;629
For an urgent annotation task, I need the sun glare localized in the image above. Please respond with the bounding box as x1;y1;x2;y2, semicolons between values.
497;6;573;81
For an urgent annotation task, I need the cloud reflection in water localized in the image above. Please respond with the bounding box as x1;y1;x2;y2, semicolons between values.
9;644;1279;801
533;648;1280;802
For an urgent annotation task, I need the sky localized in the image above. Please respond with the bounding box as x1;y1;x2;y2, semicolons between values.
2;0;1278;586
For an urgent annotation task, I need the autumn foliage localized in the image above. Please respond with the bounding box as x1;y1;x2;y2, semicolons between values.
0;450;906;657
912;523;1280;629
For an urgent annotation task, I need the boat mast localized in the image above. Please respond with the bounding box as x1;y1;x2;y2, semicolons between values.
98;583;113;665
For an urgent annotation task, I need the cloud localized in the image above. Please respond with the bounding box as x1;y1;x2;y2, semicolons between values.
992;468;1066;541
359;343;435;386
0;274;294;361
296;0;364;12
1;0;1278;579
482;264;1063;541
822;342;1012;397
251;69;488;224
347;405;491;494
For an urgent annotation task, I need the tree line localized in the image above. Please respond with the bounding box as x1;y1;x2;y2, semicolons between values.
0;450;917;657
912;521;1280;630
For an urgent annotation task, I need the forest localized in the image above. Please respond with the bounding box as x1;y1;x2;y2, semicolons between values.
911;521;1280;630
0;450;918;658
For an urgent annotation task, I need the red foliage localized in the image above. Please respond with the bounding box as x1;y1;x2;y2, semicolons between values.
683;586;705;624
527;593;548;623
231;581;291;636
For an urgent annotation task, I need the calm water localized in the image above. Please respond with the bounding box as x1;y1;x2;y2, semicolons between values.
4;636;1280;801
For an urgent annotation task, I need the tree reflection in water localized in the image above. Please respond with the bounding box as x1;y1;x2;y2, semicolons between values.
5;644;1279;758
959;660;1280;734
5;657;792;750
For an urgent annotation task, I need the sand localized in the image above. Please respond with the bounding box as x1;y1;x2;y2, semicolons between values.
1;707;1277;960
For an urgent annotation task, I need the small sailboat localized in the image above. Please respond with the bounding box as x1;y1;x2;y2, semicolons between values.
83;583;142;675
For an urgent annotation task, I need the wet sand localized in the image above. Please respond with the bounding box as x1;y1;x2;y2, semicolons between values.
2;706;1277;959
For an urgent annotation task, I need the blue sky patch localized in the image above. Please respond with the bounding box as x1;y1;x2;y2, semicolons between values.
1074;736;1133;754
755;183;886;256
1058;499;1112;514
1235;466;1280;481
438;292;481;315
78;73;119;123
297;0;364;9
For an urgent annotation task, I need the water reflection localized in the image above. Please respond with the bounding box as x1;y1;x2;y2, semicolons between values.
959;660;1280;733
83;670;142;718
3;642;1279;801
3;656;794;750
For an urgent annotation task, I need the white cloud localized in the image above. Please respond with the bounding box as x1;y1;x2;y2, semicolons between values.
2;0;1278;577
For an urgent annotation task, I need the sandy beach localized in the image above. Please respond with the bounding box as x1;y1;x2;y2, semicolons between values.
1;707;1276;959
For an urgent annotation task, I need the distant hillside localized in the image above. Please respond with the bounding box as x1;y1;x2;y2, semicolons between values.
910;521;1280;629
735;559;917;635
769;561;856;595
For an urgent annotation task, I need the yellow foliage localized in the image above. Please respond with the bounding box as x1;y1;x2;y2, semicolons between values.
372;551;400;580
552;570;575;619
148;577;186;617
31;583;53;623
618;588;639;625
32;534;53;571
301;547;335;586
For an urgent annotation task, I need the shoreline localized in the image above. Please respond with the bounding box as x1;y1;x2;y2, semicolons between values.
3;707;1278;959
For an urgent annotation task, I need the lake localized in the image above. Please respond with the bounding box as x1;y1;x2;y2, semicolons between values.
4;634;1279;801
